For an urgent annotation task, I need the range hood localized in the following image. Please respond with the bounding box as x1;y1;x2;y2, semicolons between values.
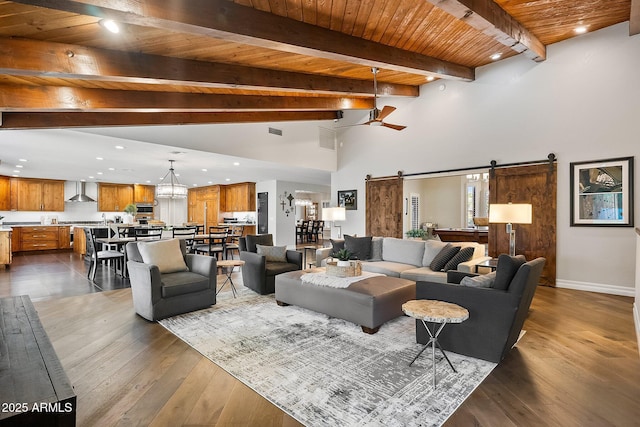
67;182;96;202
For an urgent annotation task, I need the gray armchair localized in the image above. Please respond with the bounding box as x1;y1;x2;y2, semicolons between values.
239;234;302;295
126;239;217;321
415;255;546;363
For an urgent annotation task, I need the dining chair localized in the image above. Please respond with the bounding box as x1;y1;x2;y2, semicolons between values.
172;226;198;253
134;226;163;240
225;225;244;260
193;225;228;260
84;228;125;283
296;220;308;243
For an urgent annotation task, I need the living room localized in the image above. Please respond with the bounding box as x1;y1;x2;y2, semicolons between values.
1;1;639;426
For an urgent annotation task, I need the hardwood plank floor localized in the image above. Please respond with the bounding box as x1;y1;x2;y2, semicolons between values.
1;251;639;426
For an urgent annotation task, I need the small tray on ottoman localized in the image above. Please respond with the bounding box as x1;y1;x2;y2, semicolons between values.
326;260;362;277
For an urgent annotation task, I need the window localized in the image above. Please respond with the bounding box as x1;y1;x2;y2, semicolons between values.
410;194;420;230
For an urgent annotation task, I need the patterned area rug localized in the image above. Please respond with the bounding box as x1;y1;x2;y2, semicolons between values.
159;290;496;427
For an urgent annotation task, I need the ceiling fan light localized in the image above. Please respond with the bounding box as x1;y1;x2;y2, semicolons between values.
370;121;383;127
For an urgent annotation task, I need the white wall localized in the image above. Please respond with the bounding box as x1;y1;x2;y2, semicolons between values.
333;23;640;295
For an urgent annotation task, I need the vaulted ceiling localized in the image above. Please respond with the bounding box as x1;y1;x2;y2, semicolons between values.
0;0;637;129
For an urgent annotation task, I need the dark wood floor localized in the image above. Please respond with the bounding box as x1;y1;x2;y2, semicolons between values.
1;251;639;426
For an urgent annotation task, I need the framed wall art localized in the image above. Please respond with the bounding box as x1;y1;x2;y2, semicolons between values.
338;190;357;210
570;156;634;227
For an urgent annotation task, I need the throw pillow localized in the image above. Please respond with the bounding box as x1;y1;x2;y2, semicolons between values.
422;239;449;266
429;244;460;272
369;236;383;261
137;238;188;274
256;244;288;262
443;246;476;271
330;239;345;255
460;272;497;288
344;235;372;260
493;254;527;290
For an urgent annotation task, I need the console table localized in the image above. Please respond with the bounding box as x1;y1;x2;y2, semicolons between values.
434;228;488;244
0;296;76;426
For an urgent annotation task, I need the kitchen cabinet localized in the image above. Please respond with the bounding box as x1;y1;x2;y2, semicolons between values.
58;226;71;249
98;183;134;212
0;230;11;266
134;184;156;203
188;186;220;229
222;182;255;212
11;227;20;252
13;178;65;211
0;175;10;211
19;226;60;251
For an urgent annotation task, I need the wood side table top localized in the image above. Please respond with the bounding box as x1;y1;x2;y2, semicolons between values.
402;300;469;323
217;259;245;268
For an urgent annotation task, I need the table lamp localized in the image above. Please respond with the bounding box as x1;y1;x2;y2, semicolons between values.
322;207;346;238
489;203;532;256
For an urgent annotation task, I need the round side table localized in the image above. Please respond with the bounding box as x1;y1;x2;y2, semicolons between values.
216;259;245;298
402;299;469;388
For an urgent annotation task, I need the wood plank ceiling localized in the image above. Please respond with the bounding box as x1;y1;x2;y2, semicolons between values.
0;0;634;129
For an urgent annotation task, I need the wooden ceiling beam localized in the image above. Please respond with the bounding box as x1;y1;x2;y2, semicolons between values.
12;0;474;81
0;111;341;129
0;84;374;112
0;38;418;97
425;0;546;62
631;0;640;36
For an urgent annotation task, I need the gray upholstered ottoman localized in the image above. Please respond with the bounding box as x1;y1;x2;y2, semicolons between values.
275;269;416;334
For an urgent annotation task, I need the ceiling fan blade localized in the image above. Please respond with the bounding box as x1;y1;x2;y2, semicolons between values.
377;105;397;121
382;122;407;131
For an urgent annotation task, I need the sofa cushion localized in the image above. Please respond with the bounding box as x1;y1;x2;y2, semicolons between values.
493;254;527;290
344;235;372;260
422;239;449;266
361;261;416;278
443;246;476;271
460;271;497;288
245;234;274;253
137;238;188;274
161;271;209;298
429;244;460;271
369;237;383;261
265;262;300;276
382;237;425;267
400;267;448;284
256;244;288;262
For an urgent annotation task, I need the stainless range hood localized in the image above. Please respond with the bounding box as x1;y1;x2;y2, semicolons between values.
67;182;96;202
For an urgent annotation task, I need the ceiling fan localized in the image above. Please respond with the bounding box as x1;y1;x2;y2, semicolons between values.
361;67;406;131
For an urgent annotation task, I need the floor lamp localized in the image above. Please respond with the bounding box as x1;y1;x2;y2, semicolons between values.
489;203;532;256
322;207;346;238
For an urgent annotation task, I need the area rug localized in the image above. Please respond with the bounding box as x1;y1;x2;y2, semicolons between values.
159;290;496;427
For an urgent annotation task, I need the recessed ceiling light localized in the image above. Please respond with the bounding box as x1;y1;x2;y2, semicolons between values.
208;181;213;184
12;174;19;177
96;157;103;160
15;165;23;168
99;19;120;34
89;176;95;179
490;53;502;61
80;179;86;182
202;168;207;172
97;172;103;175
146;180;151;183
13;170;20;173
193;184;198;187
18;159;27;162
225;178;231;182
574;26;587;34
233;162;240;166
426;76;435;82
114;145;125;150
108;167;115;171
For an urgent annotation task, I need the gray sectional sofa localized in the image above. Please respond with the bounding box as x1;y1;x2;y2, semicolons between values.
316;237;490;283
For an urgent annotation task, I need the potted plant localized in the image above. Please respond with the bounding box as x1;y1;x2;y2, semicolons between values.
405;228;426;240
333;248;352;267
123;204;137;224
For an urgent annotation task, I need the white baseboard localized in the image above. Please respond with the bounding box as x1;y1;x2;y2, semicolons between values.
634;303;640;357
555;279;635;297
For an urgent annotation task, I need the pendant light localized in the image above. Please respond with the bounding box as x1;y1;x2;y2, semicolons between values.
156;160;188;199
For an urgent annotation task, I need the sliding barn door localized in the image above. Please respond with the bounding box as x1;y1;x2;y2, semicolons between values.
489;163;557;286
366;177;403;238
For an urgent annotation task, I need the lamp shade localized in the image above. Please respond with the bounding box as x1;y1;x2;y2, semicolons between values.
322;207;346;221
489;203;532;224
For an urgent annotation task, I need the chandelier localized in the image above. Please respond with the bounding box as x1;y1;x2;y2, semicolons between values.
156;160;188;199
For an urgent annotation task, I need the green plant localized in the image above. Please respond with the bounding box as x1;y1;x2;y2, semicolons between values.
123;203;137;215
405;228;426;238
332;248;352;261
